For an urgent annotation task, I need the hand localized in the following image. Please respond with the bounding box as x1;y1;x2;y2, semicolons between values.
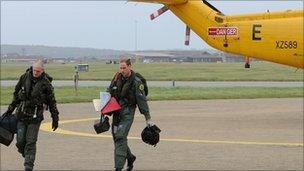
52;120;58;131
146;119;155;127
101;116;109;123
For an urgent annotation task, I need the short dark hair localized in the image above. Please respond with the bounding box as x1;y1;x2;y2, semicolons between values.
120;57;131;66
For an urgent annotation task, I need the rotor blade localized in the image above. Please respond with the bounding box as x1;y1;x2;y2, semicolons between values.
185;26;190;46
150;6;169;20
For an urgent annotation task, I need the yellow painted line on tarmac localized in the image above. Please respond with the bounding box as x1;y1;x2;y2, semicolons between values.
40;118;303;147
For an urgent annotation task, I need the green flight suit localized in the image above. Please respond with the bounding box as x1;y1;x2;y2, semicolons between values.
6;67;59;170
109;71;151;169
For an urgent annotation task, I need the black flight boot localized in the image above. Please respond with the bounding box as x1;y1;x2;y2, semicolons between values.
127;155;136;171
24;166;33;171
115;168;122;171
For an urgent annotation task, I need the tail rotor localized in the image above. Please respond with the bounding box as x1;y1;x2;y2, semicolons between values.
149;6;191;46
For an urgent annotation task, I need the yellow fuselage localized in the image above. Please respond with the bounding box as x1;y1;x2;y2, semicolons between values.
132;0;304;68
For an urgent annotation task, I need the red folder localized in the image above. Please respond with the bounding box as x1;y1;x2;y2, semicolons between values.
101;97;121;115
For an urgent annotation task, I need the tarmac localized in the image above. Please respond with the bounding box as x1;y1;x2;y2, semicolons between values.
0;98;303;170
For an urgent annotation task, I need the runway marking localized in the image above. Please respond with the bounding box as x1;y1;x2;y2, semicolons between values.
40;118;304;147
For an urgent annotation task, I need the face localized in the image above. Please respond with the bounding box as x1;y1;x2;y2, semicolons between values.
32;66;44;78
119;62;131;77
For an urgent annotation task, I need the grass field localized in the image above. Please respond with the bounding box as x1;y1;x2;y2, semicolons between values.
1;61;303;81
1;86;302;105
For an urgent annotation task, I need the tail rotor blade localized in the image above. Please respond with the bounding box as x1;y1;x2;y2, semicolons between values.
185;26;191;46
150;6;169;20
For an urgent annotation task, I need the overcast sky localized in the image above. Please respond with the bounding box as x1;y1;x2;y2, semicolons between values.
1;1;303;50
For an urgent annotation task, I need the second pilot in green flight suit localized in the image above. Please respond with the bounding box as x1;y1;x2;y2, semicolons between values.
108;58;155;171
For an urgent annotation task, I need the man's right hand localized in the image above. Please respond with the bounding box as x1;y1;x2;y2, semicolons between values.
146;119;155;127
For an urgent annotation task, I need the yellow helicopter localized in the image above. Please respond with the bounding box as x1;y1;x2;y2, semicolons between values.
130;0;303;69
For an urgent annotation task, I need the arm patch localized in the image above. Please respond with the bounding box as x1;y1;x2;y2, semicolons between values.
139;84;145;91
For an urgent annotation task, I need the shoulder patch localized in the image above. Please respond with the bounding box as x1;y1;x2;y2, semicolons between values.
139;84;145;91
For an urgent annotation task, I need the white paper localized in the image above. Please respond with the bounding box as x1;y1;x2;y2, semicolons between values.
92;99;101;112
100;92;111;110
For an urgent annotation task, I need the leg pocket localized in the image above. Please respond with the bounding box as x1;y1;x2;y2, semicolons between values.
16;122;26;153
115;115;134;139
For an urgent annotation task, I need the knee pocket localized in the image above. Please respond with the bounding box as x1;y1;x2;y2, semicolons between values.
114;135;126;143
115;126;125;139
116;149;127;158
16;135;26;147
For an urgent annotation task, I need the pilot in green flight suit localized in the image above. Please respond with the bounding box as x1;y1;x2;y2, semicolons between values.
108;58;155;171
2;60;59;171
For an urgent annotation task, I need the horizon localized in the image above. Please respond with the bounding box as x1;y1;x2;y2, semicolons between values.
1;44;218;52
